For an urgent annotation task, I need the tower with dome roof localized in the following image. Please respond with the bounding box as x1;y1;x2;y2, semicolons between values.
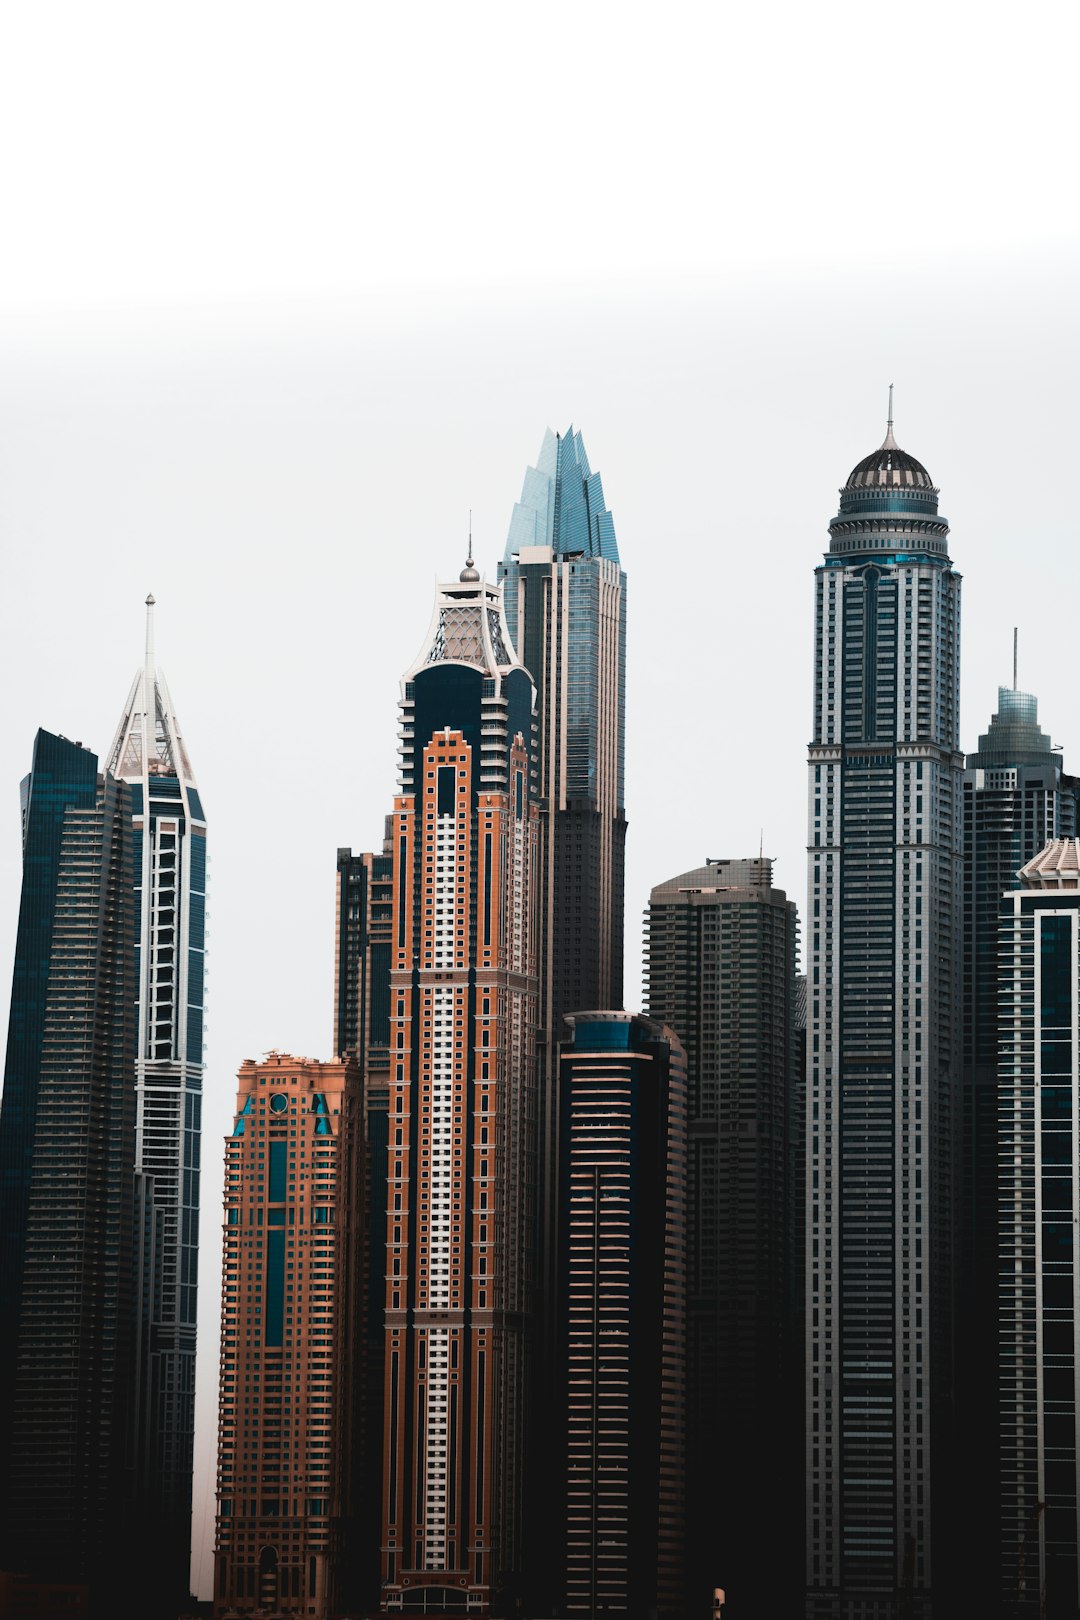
806;400;962;1618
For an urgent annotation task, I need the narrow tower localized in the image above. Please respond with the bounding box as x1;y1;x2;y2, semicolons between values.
807;405;962;1618
645;857;799;1613
107;596;207;1598
0;732;137;1602
380;557;538;1612
498;429;626;1596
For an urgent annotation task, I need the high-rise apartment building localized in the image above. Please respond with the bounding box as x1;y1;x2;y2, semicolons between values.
379;558;538;1614
645;857;798;1615
807;407;962;1618
107;595;207;1598
0;731;137;1603
334;840;394;1605
999;840;1080;1614
498;428;626;1597
557;1012;687;1620
213;1052;363;1619
960;683;1079;1613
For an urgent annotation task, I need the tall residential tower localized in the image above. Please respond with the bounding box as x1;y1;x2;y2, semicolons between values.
807;407;962;1618
107;596;207;1598
645;857;799;1615
0;732;137;1604
380;558;538;1613
498;429;626;1598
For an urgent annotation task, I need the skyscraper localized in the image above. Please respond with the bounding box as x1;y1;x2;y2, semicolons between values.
807;405;962;1618
960;682;1079;1612
334;839;394;1605
0;731;137;1603
645;857;799;1615
107;594;207;1598
498;428;626;1597
557;1012;687;1620
999;840;1080;1614
380;558;538;1613
213;1052;363;1619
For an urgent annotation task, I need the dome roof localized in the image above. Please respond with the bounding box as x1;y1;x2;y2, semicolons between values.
845;424;934;491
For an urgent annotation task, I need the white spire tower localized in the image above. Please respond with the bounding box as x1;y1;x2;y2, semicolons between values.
109;595;207;1600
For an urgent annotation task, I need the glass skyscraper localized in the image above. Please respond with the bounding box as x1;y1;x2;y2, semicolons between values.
807;411;962;1618
999;840;1080;1614
106;595;207;1600
959;685;1079;1614
0;731;137;1604
498;428;626;1601
645;857;799;1616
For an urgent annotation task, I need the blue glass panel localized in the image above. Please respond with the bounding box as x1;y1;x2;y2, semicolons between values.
269;1141;287;1202
265;1230;285;1345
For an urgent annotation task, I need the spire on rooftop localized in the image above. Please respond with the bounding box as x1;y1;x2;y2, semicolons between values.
106;595;197;787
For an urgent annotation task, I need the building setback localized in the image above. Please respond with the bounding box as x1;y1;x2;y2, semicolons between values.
999;840;1080;1614
213;1052;363;1619
807;405;962;1618
107;594;207;1602
645;857;799;1616
0;731;137;1606
557;1012;687;1620
380;558;538;1613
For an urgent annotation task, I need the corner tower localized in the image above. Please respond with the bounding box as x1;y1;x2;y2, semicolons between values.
107;595;207;1601
807;403;962;1618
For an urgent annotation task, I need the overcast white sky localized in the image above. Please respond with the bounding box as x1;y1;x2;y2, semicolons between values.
1;0;1078;1598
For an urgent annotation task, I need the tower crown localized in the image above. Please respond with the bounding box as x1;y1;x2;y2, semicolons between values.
404;569;520;683
829;401;948;555
504;426;619;563
844;436;934;492
106;594;199;792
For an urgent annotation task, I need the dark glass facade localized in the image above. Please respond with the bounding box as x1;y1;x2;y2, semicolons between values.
959;688;1079;1616
645;858;799;1617
0;732;137;1604
557;1013;687;1620
999;847;1080;1615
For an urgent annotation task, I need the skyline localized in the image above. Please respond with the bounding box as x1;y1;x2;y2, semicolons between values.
3;337;1079;1597
1;2;1078;1608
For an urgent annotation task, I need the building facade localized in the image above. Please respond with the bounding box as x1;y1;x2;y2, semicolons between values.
557;1012;687;1620
379;559;538;1613
107;595;207;1599
999;841;1080;1615
0;731;137;1604
807;410;962;1618
960;684;1079;1614
645;857;799;1615
213;1052;363;1619
333;840;395;1605
498;428;626;1598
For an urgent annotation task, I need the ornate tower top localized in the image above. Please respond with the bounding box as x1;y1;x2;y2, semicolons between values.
828;395;949;559
403;565;522;685
1020;839;1080;889
503;426;619;564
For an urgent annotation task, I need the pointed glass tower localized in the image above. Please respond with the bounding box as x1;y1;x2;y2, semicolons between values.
498;430;626;1607
107;595;207;1599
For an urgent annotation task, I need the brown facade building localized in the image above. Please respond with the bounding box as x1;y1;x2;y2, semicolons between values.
213;1053;362;1619
380;561;538;1614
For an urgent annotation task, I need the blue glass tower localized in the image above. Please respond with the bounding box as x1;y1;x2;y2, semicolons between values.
499;428;627;1606
807;406;962;1618
959;684;1079;1615
0;731;138;1599
106;596;207;1600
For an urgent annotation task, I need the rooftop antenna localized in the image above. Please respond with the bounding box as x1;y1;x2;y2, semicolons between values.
1013;626;1018;692
887;383;894;434
468;509;473;570
145;592;156;668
